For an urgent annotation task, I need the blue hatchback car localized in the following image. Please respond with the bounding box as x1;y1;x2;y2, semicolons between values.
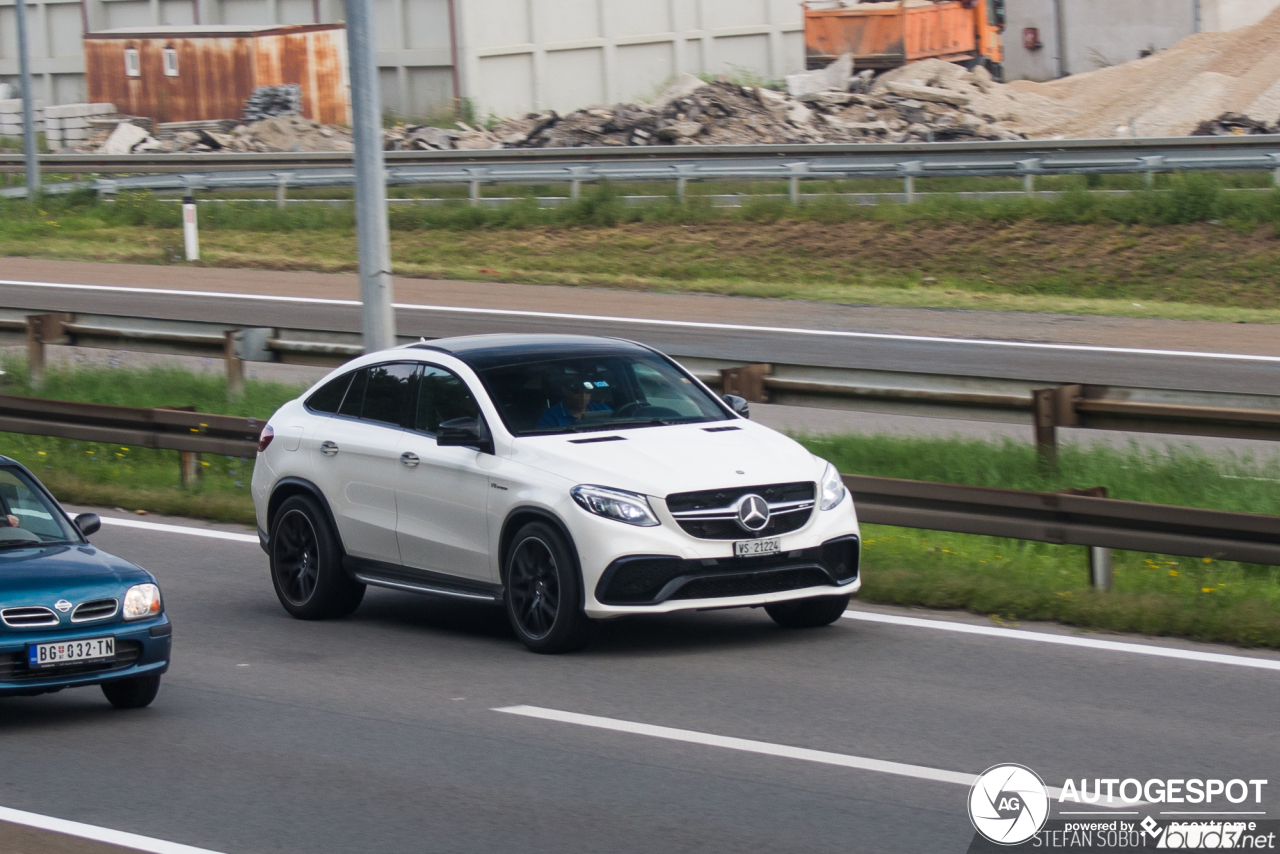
0;456;171;707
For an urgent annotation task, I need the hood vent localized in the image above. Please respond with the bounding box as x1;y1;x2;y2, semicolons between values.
1;606;59;628
702;426;741;433
71;598;119;623
569;435;626;444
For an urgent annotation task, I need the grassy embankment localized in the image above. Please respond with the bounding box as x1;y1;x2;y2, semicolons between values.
1;175;1279;321
3;361;1279;648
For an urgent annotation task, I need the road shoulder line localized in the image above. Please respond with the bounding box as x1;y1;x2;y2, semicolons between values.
0;806;225;854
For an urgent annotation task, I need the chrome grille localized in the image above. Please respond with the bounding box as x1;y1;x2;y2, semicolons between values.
1;607;59;628
71;598;119;623
666;481;816;540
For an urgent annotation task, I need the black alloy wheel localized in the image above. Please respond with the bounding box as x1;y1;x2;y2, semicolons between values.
509;536;559;639
274;508;320;606
503;521;595;654
269;495;365;620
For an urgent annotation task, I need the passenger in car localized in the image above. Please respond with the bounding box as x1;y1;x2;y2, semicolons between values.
537;373;612;428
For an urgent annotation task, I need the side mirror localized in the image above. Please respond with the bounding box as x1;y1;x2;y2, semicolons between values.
437;417;494;454
723;394;750;419
74;513;101;537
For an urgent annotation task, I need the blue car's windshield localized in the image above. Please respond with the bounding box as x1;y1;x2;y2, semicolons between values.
0;467;78;546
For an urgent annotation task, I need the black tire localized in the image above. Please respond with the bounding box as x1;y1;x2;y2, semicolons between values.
765;595;851;629
503;521;595;654
102;674;161;709
269;495;365;620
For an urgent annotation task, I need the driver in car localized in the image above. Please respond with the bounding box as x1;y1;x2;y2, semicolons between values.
538;372;612;428
0;514;18;527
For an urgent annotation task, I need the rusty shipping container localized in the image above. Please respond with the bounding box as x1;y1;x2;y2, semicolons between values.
84;24;351;125
804;1;1003;70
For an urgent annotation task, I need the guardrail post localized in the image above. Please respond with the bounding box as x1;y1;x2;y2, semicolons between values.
466;168;487;207
24;313;70;390
720;363;771;403
178;451;201;486
182;194;199;261
1089;546;1112;591
1032;389;1058;466
674;164;697;202
1140;156;1163;189
274;172;292;209
224;330;245;398
1017;159;1041;196
1271;154;1280;188
568;166;591;200
787;163;809;206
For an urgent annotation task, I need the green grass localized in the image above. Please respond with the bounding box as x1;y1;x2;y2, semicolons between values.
4;178;1280;322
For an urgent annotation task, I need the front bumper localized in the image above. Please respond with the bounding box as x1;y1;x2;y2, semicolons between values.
567;491;862;618
0;615;172;696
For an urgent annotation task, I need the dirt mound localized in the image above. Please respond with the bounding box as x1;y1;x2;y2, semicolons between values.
1011;6;1280;137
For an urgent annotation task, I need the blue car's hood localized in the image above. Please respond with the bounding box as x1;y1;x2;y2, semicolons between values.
0;544;152;609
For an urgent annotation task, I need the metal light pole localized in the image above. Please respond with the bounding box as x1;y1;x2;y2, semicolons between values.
14;0;39;197
344;0;396;352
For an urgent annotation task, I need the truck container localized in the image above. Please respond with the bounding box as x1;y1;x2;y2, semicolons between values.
804;0;1004;75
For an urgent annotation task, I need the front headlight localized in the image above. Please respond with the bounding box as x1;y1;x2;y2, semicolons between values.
819;461;846;511
571;485;660;527
122;583;162;620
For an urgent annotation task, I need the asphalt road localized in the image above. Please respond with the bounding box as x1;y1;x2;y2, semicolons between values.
3;278;1280;396
2;515;1278;854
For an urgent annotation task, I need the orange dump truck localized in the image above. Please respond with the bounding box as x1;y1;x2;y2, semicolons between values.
804;0;1005;79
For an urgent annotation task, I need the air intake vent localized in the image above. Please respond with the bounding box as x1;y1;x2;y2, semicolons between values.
1;607;59;628
71;598;119;623
568;435;626;444
702;426;741;433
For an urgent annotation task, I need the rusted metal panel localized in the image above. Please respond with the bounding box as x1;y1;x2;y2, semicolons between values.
84;25;349;125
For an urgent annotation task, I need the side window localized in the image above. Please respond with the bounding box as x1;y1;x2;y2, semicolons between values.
361;363;419;428
415;366;480;434
306;372;354;415
337;368;368;418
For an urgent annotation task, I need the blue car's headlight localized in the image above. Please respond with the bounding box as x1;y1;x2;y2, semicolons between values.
819;461;847;511
571;485;660;527
122;583;162;620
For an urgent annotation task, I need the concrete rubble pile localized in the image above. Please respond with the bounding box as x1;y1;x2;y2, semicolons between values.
243;84;304;124
65;114;355;153
1191;112;1279;135
432;57;1053;151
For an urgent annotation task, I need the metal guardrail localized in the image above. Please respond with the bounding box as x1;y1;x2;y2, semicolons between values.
0;391;1275;579
2;135;1278;200
846;474;1280;570
0;393;260;457
6;312;1280;457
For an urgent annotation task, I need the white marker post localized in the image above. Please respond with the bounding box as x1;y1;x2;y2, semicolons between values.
182;194;199;261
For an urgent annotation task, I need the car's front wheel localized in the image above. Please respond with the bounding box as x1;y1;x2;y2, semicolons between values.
765;595;850;629
102;674;161;709
269;495;365;620
504;521;595;654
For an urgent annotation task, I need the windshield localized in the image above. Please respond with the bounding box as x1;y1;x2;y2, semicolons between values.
0;467;79;546
474;351;730;436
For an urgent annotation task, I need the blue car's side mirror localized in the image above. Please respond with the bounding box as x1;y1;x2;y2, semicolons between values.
74;513;101;537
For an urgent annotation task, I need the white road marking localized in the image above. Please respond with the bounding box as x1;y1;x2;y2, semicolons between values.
495;704;1137;810
2;278;1277;363
0;805;226;854
98;516;259;543
843;610;1280;672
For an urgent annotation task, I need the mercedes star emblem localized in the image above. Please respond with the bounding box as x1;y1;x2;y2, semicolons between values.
735;494;771;532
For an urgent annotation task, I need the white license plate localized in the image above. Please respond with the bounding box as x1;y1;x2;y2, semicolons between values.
28;637;115;669
734;538;781;558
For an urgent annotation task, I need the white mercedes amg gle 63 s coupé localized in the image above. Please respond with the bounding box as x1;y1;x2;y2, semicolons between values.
251;334;860;653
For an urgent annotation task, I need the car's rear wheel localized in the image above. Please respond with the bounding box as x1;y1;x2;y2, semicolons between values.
504;522;595;654
765;594;850;629
102;674;161;709
270;495;364;620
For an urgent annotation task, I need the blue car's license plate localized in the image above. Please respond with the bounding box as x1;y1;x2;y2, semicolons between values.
28;637;115;668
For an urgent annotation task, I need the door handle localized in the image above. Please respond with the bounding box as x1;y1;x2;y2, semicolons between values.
319;440;339;457
400;452;420;468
